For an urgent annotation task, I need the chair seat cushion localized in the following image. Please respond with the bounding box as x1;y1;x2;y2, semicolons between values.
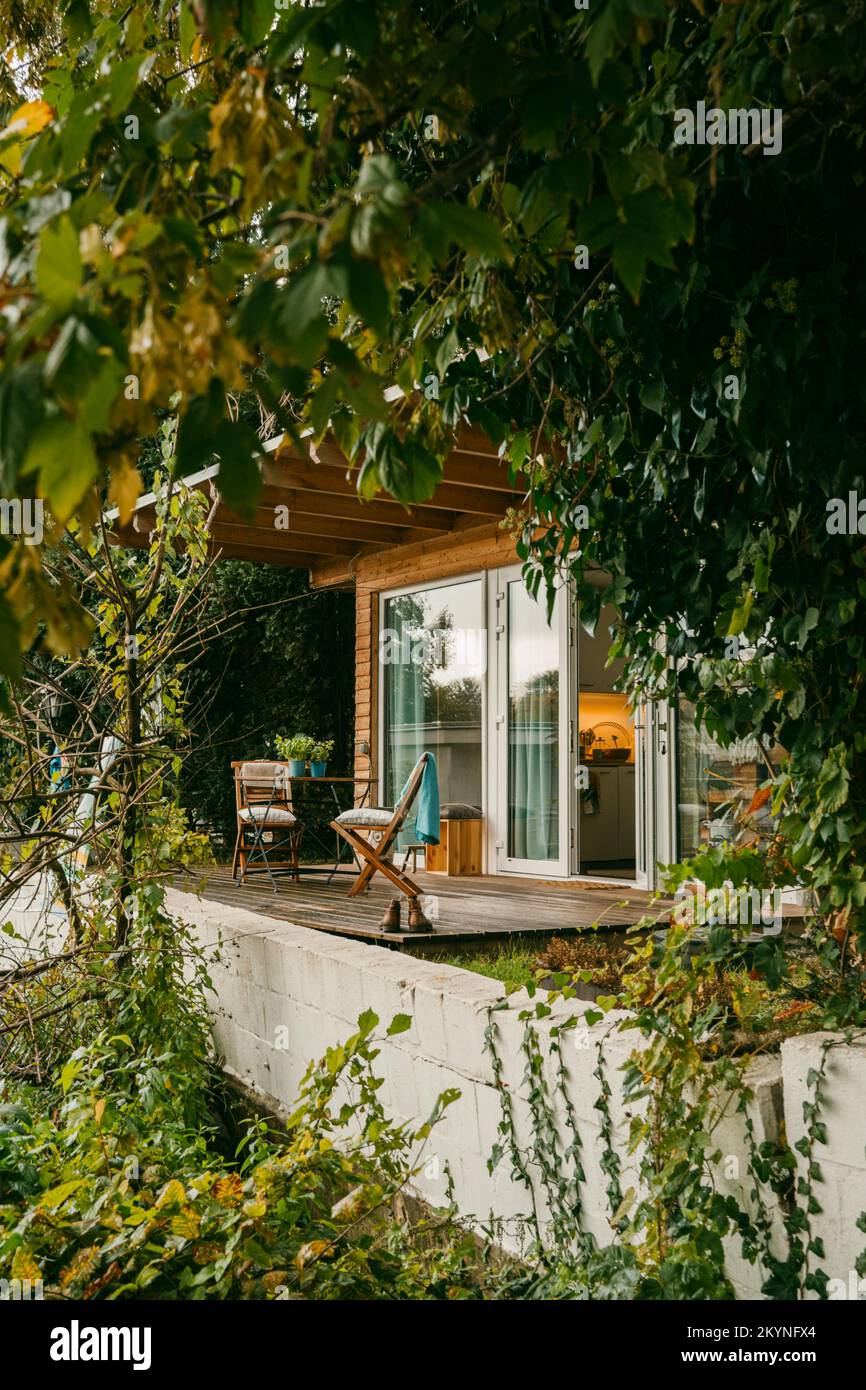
239;805;298;825
334;807;393;828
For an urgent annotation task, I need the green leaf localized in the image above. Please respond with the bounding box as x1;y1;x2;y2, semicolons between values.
213;421;263;517
727;590;753;636
418;202;510;265
0;595;22;679
109;55;152;115
59;1056;84;1094
356;1008;379;1039
238;0;275;46
39;1177;86;1210
175;380;226;475
26;417;97;522
586;0;631;86
386;1013;412;1036
356;154;404;197
0;361;46;489
346;259;389;333
640;377;665;415
379;433;442;504
694;417;717;454
36;216;82;311
279;261;349;364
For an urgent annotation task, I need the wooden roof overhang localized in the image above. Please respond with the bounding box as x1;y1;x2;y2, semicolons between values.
112;424;528;589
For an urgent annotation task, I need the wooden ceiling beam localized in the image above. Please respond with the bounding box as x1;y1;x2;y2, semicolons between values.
202;522;364;558
132;502;426;549
256;486;456;534
218;507;437;548
441;452;527;492
309;555;357;589
262;459;518;517
272;436;523;496
131;491;450;539
112;525;324;571
206;543;322;569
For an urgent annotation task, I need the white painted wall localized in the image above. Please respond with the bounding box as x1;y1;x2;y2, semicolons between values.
0;873;69;968
168;888;866;1301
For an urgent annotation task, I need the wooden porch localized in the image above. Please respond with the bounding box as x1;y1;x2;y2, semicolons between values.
176;863;671;952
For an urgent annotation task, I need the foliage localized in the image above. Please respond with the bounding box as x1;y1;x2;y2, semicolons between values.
274;732;316;763
310;738;334;765
1;0;865;1304
180;564;353;850
0;468;222;1084
0;935;492;1300
434;943;538;992
1;0;861;967
0;0;846;604
476;884;865;1301
1;0;860;930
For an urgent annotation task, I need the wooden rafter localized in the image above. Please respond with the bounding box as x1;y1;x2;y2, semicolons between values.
111;421;527;576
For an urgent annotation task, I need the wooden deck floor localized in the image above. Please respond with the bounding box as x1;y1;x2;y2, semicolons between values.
176;863;672;950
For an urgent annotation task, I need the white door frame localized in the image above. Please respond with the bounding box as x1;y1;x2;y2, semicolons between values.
488;570;656;888
375;565;670;886
488;565;571;877
571;583;650;890
376;570;488;830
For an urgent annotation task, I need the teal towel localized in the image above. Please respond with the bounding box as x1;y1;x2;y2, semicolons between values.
401;752;440;846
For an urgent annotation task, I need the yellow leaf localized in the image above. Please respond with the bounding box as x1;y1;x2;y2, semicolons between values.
59;1245;98;1289
108;457;143;526
294;1240;330;1269
155;1178;186;1209
170;1208;201;1239
38;1177;86;1211
213;1174;244;1205
1;100;54;141
94;1097;106;1126
11;1248;42;1283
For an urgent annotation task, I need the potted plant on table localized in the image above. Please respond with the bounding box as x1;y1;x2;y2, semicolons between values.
275;733;315;778
310;739;335;778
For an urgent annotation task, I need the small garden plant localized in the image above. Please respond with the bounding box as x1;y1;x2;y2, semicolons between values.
274;733;316;763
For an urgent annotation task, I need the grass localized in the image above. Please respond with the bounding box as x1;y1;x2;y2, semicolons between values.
431;932;847;1051
432;941;539;990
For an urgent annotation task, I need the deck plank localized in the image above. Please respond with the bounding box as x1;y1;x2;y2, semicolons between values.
175;865;673;949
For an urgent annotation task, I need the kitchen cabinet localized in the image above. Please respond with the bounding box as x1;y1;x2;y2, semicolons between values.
579;763;636;867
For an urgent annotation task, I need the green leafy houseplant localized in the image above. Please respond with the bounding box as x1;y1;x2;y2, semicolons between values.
275;734;315;763
310;739;335;765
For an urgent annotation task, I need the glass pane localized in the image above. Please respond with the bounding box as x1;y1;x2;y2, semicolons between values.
382;580;484;812
507;580;559;860
676;699;783;858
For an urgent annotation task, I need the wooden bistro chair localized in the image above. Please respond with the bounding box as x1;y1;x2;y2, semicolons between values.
329;752;433;931
232;761;303;892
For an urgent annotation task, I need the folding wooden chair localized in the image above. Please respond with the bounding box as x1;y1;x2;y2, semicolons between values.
232;761;303;891
329;752;432;927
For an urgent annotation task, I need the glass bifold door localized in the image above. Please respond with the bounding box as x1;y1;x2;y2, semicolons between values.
488;566;650;884
379;567;655;885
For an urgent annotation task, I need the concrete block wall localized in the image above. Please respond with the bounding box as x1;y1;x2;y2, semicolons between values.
782;1033;866;1298
0;874;69;967
168;888;866;1300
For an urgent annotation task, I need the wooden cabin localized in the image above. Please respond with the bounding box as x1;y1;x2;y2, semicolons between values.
116;425;769;895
